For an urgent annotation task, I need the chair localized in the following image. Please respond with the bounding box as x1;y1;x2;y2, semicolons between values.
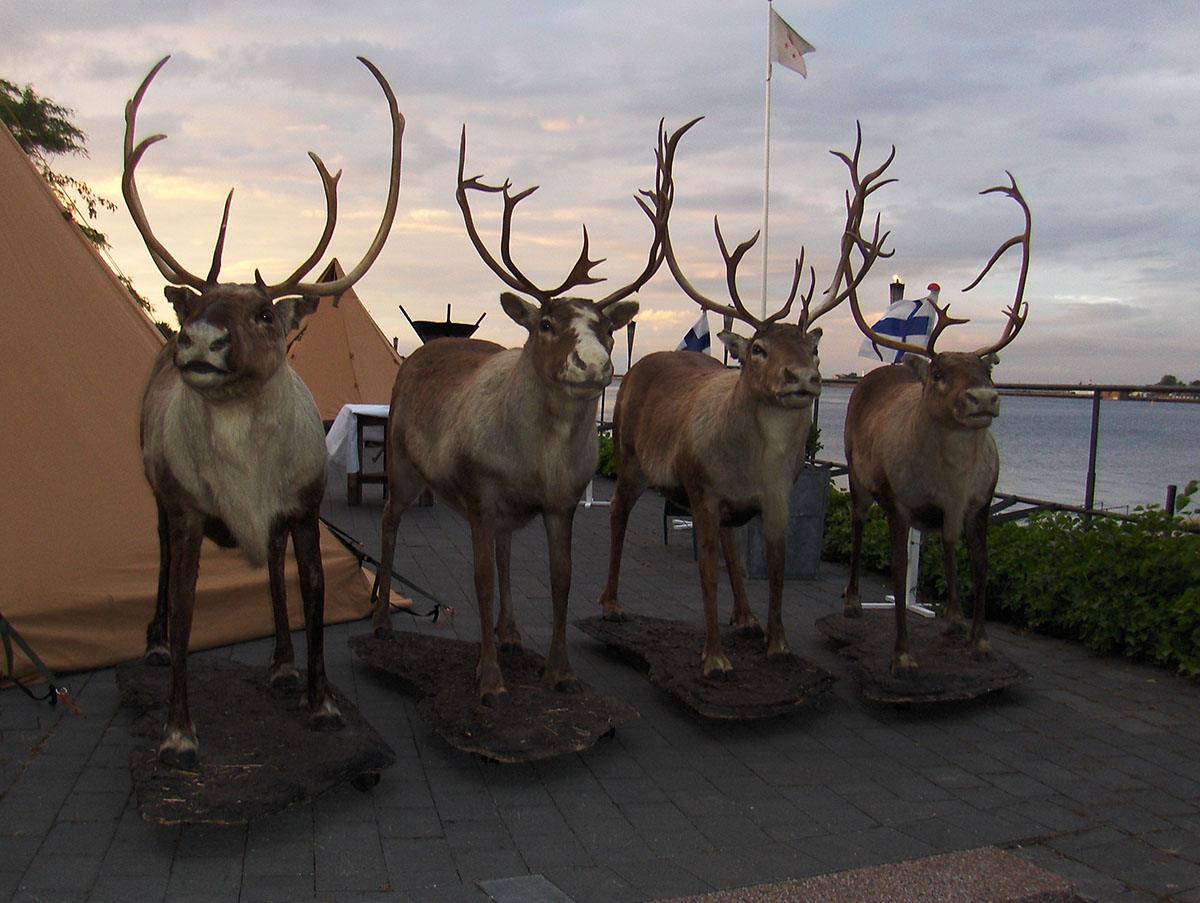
347;413;389;505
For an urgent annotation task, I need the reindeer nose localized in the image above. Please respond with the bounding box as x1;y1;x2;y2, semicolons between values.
177;331;193;349
965;388;1000;416
209;335;230;353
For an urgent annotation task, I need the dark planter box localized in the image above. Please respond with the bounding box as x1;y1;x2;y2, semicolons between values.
739;463;831;580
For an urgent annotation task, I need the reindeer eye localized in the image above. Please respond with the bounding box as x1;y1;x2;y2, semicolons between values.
540;318;554;333
256;307;275;325
751;343;766;358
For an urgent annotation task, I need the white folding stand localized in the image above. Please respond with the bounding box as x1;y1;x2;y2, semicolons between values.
581;480;609;508
863;528;936;618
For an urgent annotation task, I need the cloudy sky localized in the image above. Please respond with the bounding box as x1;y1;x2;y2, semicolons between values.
7;1;1198;383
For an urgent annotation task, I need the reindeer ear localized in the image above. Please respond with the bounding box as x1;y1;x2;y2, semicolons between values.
275;295;321;333
604;300;638;331
808;327;823;347
164;286;200;324
718;330;750;362
982;352;1000;368
500;292;540;330
902;353;930;380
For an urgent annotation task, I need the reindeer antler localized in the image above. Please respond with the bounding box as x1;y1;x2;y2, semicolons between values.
593;117;702;311
123;55;404;299
457;121;681;310
846;171;1030;360
457;128;606;304
661;120;893;335
806;122;897;328
965;172;1031;357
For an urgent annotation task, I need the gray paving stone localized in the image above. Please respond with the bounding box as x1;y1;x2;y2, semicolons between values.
88;874;169;903
541;865;641;903
314;820;389;893
18;850;103;892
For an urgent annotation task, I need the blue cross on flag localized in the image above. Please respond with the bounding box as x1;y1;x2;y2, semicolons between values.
677;310;711;354
858;284;940;363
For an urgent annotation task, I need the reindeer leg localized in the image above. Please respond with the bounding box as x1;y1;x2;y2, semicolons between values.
468;510;506;704
543;508;581;693
966;504;993;661
720;527;761;636
159;507;204;769
371;453;424;635
266;520;299;689
291;511;342;731
692;494;732;679
598;471;645;621
144;500;172;665
495;528;522;650
842;481;868;618
887;513;918;676
939;529;968;640
762;509;790;658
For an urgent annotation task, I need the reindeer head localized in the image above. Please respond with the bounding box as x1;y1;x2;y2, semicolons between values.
660;121;896;412
498;292;637;398
123;55;404;400
456;120;686;400
164;284;317;396
847;173;1031;432
720;323;823;409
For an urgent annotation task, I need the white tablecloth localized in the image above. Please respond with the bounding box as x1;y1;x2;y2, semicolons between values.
325;403;390;473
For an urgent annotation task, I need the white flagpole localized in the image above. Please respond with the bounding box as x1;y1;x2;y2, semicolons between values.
760;0;773;320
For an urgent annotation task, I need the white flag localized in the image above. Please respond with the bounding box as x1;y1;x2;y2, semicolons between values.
676;311;711;354
770;8;815;78
858;284;940;363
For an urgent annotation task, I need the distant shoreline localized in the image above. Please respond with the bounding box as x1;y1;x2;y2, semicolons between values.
1001;390;1200;403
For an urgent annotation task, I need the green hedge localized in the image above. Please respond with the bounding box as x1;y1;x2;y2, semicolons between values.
821;481;1200;678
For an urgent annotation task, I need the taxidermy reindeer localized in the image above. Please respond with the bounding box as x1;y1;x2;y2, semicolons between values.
598;123;895;679
369;121;680;704
842;174;1030;675
126;55;404;767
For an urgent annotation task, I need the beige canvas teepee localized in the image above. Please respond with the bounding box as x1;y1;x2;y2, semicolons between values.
287;260;402;422
0;124;372;684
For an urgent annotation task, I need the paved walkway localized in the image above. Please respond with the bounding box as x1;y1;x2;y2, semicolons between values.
1;476;1198;902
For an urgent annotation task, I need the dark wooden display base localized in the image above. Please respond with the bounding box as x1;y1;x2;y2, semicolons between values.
349;630;637;763
815;611;1030;704
115;659;395;826
574;614;834;720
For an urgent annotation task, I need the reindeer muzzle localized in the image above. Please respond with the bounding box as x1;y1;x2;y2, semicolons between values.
962;388;1000;424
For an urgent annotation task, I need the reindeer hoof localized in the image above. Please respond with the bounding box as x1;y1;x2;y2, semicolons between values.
158;729;198;770
972;640;995;662
940;619;968;640
497;626;523;651
144;645;170;666
731;618;763;638
270;663;301;690
890;653;918;677
601;605;629;623
702;654;734;681
310;698;345;732
545;672;582;694
767;643;792;660
479;686;509;708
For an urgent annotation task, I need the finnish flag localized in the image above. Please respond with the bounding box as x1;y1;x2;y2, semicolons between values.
676;311;711;354
858;284;940;363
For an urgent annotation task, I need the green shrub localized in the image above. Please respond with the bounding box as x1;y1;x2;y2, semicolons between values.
596;431;616;478
821;481;1200;678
